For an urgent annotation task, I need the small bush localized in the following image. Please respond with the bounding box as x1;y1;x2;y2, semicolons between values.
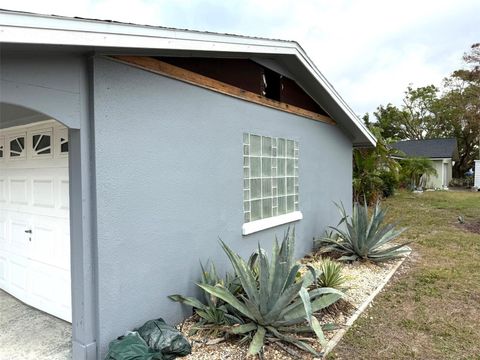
379;171;398;198
302;258;346;290
317;258;346;289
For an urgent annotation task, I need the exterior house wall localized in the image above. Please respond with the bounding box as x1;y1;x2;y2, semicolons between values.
0;50;98;358
425;159;452;189
475;160;480;188
0;50;87;130
92;57;353;356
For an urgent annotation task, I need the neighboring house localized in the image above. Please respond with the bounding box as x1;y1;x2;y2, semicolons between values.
0;10;376;360
475;160;480;188
392;138;458;189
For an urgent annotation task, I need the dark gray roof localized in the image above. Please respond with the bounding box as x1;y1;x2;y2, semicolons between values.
391;138;457;159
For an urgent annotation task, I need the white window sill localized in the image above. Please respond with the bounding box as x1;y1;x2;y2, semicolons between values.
242;211;303;235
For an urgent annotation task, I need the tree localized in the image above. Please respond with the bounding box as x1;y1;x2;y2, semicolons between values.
372;44;480;176
372;85;446;141
353;122;400;204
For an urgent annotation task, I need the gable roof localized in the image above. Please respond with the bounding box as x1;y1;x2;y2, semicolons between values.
392;138;458;159
0;9;376;147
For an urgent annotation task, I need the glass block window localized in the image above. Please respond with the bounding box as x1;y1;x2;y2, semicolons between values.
243;133;299;223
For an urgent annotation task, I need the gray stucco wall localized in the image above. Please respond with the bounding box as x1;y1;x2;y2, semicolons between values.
0;49;87;129
93;56;352;356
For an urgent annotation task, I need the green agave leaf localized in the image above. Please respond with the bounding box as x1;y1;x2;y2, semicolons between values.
230;322;257;334
311;292;343;313
284;264;301;291
241;295;265;324
247;325;266;355
197;283;254;320
220;240;259;304
168;294;208;311
257;244;270;314
299;287;326;346
302;264;318;288
263;281;303;323
279;289;343;325
266;326;320;356
310;316;326;346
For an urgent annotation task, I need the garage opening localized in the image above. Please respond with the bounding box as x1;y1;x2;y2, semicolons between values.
0;104;72;358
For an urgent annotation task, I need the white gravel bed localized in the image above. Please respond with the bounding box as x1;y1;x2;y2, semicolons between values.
176;255;407;360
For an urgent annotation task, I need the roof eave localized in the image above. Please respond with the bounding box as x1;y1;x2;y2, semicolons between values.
0;10;377;147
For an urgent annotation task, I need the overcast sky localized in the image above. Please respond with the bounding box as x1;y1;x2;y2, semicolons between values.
1;0;479;116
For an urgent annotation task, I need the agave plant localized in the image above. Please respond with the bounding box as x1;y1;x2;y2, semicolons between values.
169;261;243;333
198;229;343;356
315;201;409;262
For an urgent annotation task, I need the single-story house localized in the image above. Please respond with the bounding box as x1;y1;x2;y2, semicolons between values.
392;138;458;188
0;10;376;359
475;160;480;188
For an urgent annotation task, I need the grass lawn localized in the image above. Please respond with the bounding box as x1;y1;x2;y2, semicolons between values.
328;190;480;360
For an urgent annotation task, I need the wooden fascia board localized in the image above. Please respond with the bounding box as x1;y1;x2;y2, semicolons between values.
110;55;336;126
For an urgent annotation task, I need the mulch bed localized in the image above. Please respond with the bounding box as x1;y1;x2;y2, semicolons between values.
176;255;407;360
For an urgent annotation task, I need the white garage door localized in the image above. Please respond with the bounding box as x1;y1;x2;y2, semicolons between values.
0;120;71;322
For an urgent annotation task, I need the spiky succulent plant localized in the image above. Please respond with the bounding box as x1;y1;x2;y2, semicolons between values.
315;201;410;262
197;229;343;356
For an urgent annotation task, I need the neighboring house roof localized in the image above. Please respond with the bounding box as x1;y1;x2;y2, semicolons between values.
0;9;376;148
392;138;458;159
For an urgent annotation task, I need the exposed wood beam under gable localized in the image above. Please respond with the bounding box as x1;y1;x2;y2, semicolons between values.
110;55;336;126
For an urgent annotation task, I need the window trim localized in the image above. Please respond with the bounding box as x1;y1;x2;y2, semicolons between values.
242;211;303;235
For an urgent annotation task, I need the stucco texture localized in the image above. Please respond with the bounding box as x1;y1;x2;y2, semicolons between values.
93;57;353;356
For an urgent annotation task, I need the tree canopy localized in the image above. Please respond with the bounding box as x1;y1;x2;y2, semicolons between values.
370;44;480;177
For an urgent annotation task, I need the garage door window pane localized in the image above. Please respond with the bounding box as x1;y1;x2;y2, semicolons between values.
10;136;25;157
33;134;51;155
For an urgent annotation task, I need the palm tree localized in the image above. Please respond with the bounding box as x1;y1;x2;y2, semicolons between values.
400;157;437;190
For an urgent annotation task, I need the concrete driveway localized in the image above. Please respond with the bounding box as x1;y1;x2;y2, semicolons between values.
0;290;71;360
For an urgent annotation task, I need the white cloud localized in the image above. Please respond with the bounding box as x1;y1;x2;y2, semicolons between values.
1;0;478;115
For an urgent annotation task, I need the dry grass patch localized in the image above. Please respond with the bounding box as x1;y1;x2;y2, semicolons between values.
327;190;480;360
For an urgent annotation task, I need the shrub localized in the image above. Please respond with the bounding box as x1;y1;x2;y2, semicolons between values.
170;229;343;357
317;259;346;289
379;170;398;198
314;202;410;262
399;157;437;190
302;258;346;290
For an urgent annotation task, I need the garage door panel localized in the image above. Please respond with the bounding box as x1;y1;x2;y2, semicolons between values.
0;253;8;285
30;261;71;321
10;218;30;256
32;179;55;208
30;222;57;266
9;178;28;205
0;218;6;250
58;227;70;270
0;178;6;202
9;257;28;293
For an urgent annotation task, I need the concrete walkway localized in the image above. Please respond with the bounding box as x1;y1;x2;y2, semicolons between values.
0;290;71;360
